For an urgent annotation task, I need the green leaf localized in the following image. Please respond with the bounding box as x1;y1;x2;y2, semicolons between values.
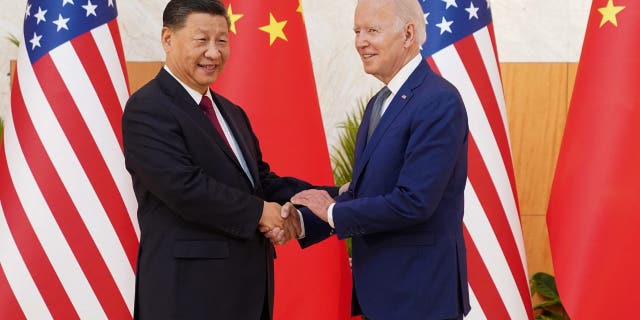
532;272;559;299
533;299;561;310
6;33;19;47
330;95;367;187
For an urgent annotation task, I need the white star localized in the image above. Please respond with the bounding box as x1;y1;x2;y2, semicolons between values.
108;0;114;7
435;16;453;35
62;0;74;6
34;6;47;25
466;2;480;19
25;3;32;20
82;0;98;17
442;0;458;9
488;0;491;9
29;32;42;50
53;14;70;31
424;12;430;25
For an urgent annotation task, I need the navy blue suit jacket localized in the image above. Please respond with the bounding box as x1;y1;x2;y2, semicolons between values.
301;61;471;319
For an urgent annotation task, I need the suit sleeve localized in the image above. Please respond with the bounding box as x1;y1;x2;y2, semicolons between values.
123;95;264;240
333;89;468;238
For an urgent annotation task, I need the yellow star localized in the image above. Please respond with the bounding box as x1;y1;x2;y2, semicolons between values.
598;0;625;27
297;0;303;14
259;12;288;46
227;4;243;34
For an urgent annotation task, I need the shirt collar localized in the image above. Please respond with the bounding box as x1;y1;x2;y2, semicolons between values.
385;54;422;95
164;65;212;104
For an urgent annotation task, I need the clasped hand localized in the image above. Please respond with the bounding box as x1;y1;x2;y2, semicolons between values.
259;202;301;245
290;189;336;223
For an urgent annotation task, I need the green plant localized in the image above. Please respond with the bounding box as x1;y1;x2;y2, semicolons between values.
6;33;20;47
530;272;569;320
330;96;367;186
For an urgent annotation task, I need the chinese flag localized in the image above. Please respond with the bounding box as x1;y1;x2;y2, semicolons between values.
214;1;352;319
546;1;640;318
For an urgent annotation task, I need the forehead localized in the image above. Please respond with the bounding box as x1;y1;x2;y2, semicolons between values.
354;0;397;26
180;12;228;33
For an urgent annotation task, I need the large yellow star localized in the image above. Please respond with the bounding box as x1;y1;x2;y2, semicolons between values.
598;0;625;27
227;4;243;34
297;0;303;14
259;13;288;46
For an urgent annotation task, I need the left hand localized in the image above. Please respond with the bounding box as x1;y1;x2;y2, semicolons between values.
290;189;335;223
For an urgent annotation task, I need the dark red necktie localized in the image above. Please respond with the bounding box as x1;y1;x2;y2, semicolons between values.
199;95;232;150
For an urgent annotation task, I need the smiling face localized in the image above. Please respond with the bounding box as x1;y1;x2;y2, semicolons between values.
162;12;229;94
354;0;412;84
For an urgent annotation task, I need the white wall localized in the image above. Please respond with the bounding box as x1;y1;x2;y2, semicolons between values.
0;0;590;148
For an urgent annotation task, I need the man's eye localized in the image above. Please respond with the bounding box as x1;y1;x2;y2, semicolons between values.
368;28;378;33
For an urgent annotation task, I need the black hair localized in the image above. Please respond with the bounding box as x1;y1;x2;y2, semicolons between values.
162;0;230;29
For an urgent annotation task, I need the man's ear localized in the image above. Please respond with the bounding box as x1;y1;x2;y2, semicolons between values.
404;23;416;48
161;27;172;52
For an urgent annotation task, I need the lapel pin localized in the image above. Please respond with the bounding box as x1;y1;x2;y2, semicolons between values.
402;95;407;100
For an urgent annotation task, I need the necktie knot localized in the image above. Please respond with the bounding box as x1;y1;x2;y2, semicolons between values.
199;95;214;112
367;86;391;139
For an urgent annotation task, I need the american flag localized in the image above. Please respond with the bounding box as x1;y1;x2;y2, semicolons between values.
420;1;533;319
0;0;137;319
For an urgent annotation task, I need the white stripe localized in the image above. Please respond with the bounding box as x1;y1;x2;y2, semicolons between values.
6;58;106;318
464;181;529;319
432;45;526;269
474;27;528;279
91;24;140;238
18;45;127;318
464;285;487;320
50;41;139;242
0;204;52;320
474;27;511;149
91;24;130;112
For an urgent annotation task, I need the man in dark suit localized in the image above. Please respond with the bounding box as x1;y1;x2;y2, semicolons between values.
291;0;471;319
122;1;314;319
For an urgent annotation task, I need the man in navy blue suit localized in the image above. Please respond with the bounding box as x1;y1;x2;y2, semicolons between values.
290;0;471;318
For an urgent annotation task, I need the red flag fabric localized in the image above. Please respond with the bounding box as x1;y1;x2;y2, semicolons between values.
0;1;137;319
547;1;640;318
214;1;352;319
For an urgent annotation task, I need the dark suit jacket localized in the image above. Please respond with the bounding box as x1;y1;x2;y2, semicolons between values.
123;68;315;320
301;61;471;319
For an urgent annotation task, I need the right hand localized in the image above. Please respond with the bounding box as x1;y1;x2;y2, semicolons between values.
339;182;351;195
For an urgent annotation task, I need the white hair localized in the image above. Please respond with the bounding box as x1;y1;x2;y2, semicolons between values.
394;0;427;45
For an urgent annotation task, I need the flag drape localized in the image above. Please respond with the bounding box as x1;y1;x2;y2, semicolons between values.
420;1;533;318
547;1;640;318
0;1;137;319
214;1;353;319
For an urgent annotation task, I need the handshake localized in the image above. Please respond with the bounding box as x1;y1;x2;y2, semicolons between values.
258;183;349;245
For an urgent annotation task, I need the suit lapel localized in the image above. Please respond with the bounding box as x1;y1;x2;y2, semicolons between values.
156;69;254;186
352;61;430;185
211;94;260;187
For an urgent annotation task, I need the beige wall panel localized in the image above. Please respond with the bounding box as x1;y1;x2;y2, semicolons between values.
126;62;164;93
501;63;568;217
521;215;554;276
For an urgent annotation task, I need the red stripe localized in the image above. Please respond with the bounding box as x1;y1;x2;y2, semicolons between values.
34;54;138;270
107;20;130;95
73;32;125;151
463;227;511;319
0;265;27;320
468;135;533;317
1;81;79;319
425;56;440;75
454;36;518;203
13;64;130;319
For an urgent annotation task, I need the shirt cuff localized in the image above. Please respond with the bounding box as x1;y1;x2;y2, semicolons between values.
296;209;305;239
327;203;336;229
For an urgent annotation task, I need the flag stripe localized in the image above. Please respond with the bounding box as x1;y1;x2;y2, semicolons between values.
464;173;529;319
16;54;129;319
466;286;487;320
463;226;511;320
73;30;125;151
106;20;130;104
71;26;140;238
49;42;138;270
94;23;130;116
31;52;135;314
456;33;516;198
7;77;99;319
432;44;526;266
0;260;28;320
